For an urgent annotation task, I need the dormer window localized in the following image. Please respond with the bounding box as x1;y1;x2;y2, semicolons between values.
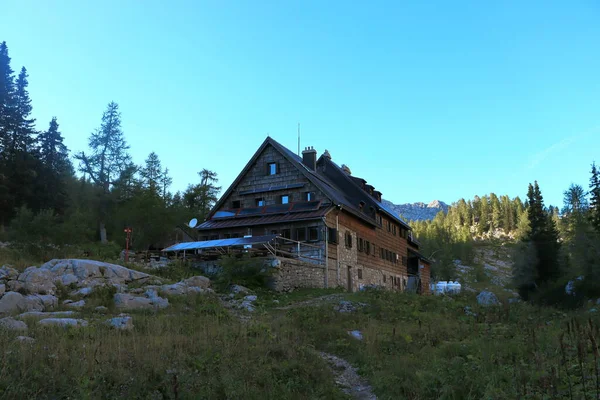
280;195;289;204
305;191;315;201
256;198;265;206
359;201;365;210
232;200;241;209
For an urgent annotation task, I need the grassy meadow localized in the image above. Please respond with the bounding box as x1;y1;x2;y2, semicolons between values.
1;248;600;399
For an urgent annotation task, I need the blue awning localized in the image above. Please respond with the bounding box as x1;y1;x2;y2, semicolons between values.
162;234;277;252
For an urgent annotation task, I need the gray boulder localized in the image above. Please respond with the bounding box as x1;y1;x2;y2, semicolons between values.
230;284;250;294
15;336;35;344
477;291;500;306
334;300;367;313
18;311;77;319
0;317;28;331
38;318;88;328
237;294;258;312
94;306;108;313
65;300;85;309
0;292;59;316
106;315;133;330
183;276;210;289
0;283;5;297
0;266;18;282
159;282;188;296
71;287;93;297
0;292;26;315
348;330;363;340
114;290;169;310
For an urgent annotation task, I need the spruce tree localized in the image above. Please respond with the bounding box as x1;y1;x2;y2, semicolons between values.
523;181;562;287
10;67;36;153
590;162;600;234
490;193;502;231
37;117;72;213
140;152;163;195
0;41;15;153
38;117;70;173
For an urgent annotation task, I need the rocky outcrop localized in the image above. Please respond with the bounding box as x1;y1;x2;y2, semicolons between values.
9;266;55;294
40;259;154;288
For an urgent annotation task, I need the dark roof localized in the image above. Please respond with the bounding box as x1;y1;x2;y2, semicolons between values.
197;207;329;230
202;136;412;230
317;156;412;230
163;235;277;252
204;137;377;227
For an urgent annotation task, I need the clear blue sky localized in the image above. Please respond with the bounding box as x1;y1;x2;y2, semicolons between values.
3;0;599;208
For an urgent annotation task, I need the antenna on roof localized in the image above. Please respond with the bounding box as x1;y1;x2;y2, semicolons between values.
297;123;300;156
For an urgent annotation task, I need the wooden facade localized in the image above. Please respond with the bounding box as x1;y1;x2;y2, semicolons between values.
196;137;431;293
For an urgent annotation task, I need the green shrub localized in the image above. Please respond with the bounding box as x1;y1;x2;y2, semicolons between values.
213;255;271;291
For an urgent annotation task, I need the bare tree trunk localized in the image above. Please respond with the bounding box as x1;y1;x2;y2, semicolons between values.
99;221;108;243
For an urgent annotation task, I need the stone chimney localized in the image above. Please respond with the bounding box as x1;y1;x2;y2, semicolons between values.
302;146;317;170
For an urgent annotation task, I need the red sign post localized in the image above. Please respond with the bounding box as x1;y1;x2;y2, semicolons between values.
124;227;132;262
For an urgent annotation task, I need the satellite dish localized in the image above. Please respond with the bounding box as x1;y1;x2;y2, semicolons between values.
188;218;198;228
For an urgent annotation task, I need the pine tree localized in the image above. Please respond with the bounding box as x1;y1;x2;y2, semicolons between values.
590;162;600;234
75;101;132;242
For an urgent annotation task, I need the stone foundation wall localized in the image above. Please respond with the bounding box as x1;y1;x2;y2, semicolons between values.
269;257;326;292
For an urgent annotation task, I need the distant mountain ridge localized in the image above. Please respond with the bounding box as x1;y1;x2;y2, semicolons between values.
382;199;449;222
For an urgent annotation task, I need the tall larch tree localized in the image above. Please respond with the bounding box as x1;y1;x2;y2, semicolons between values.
75;101;132;243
